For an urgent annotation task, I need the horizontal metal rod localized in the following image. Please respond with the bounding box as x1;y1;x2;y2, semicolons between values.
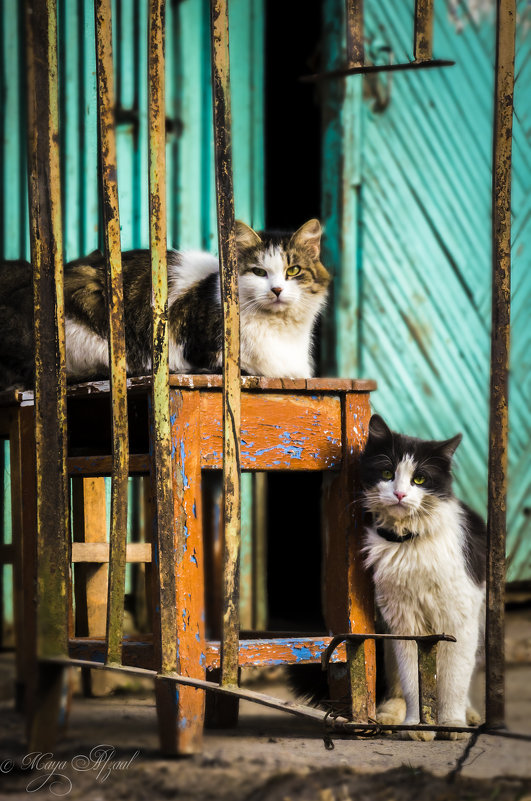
322;632;456;670
39;657;531;741
301;59;454;83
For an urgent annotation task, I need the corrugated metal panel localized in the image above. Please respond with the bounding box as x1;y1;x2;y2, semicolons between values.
323;0;530;581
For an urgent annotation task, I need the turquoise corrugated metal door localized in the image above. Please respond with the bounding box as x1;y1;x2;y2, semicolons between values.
322;1;530;582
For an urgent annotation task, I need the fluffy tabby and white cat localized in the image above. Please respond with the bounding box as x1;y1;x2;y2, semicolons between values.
0;219;330;389
362;414;486;740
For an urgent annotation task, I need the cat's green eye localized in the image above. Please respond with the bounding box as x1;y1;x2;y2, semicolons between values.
252;267;267;277
382;469;393;480
413;475;426;485
286;265;301;277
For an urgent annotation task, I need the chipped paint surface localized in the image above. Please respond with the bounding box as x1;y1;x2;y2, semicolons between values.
200;393;343;470
171;390;206;752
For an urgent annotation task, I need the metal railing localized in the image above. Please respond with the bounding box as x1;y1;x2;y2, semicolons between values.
23;0;517;749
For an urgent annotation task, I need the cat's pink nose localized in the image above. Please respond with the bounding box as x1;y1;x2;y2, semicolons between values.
271;286;282;297
394;491;406;502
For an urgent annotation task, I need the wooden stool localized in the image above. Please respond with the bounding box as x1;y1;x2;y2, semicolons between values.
2;375;377;754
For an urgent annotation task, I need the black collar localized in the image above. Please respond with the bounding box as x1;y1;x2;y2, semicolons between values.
376;527;415;543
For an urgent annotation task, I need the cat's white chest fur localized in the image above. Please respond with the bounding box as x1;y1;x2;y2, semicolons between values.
239;313;313;378
364;499;484;635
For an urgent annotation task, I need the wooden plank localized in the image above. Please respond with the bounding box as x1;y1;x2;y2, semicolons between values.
62;375;378;396
200;393;343;470
170;390;206;752
68;635;348;670
67;454;149;476
71;542;151;563
71;476;108;696
94;0;129;666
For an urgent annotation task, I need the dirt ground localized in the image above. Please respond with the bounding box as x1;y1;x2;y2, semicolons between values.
0;608;530;801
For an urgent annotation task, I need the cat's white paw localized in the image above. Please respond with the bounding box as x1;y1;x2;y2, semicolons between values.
466;706;481;726
437;720;470;740
395;726;435;742
376;697;406;727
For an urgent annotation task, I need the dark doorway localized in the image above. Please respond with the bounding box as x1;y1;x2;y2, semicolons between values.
264;0;325;632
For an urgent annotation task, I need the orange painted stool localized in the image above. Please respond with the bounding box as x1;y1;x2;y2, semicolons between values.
1;374;377;754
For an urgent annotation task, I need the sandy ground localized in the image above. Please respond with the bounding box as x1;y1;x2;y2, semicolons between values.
0;608;530;801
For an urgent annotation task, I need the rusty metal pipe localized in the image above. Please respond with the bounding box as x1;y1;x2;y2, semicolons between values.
346;0;364;69
210;0;241;689
414;0;434;62
147;0;177;677
94;0;129;666
26;0;69;661
486;0;516;730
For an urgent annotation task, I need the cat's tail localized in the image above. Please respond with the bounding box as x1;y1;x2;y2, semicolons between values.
286;663;330;708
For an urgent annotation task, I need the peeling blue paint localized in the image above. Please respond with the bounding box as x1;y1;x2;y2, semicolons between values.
192;500;197;518
180;440;189;489
190;549;198;566
195;629;201;642
200;652;206;667
170;414;176;426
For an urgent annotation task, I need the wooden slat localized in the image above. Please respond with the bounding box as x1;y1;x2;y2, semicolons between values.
67;454;149;476
63;375;377;395
200;393;343;470
68;635;348;670
210;0;241;691
71;542;151;563
94;0;129;666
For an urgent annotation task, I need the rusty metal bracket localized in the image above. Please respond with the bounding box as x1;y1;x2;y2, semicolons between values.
322;632;456;725
302;0;454;82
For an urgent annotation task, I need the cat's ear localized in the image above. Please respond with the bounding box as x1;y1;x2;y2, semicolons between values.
368;414;393;441
435;433;463;460
290;219;322;260
235;220;262;250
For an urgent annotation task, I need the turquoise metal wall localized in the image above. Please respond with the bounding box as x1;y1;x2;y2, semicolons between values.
322;0;530;582
1;0;264;620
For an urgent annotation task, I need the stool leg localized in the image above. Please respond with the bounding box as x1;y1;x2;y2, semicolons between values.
72;477;109;696
322;391;376;721
157;390;205;754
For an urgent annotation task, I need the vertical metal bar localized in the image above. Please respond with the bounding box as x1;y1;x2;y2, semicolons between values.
414;0;434;62
148;0;176;676
417;642;437;724
486;0;516;730
346;0;364;69
346;640;369;722
26;0;69;661
210;0;241;688
94;0;129;666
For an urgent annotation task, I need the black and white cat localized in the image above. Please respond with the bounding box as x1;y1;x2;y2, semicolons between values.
362;414;486;740
0;219;330;389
